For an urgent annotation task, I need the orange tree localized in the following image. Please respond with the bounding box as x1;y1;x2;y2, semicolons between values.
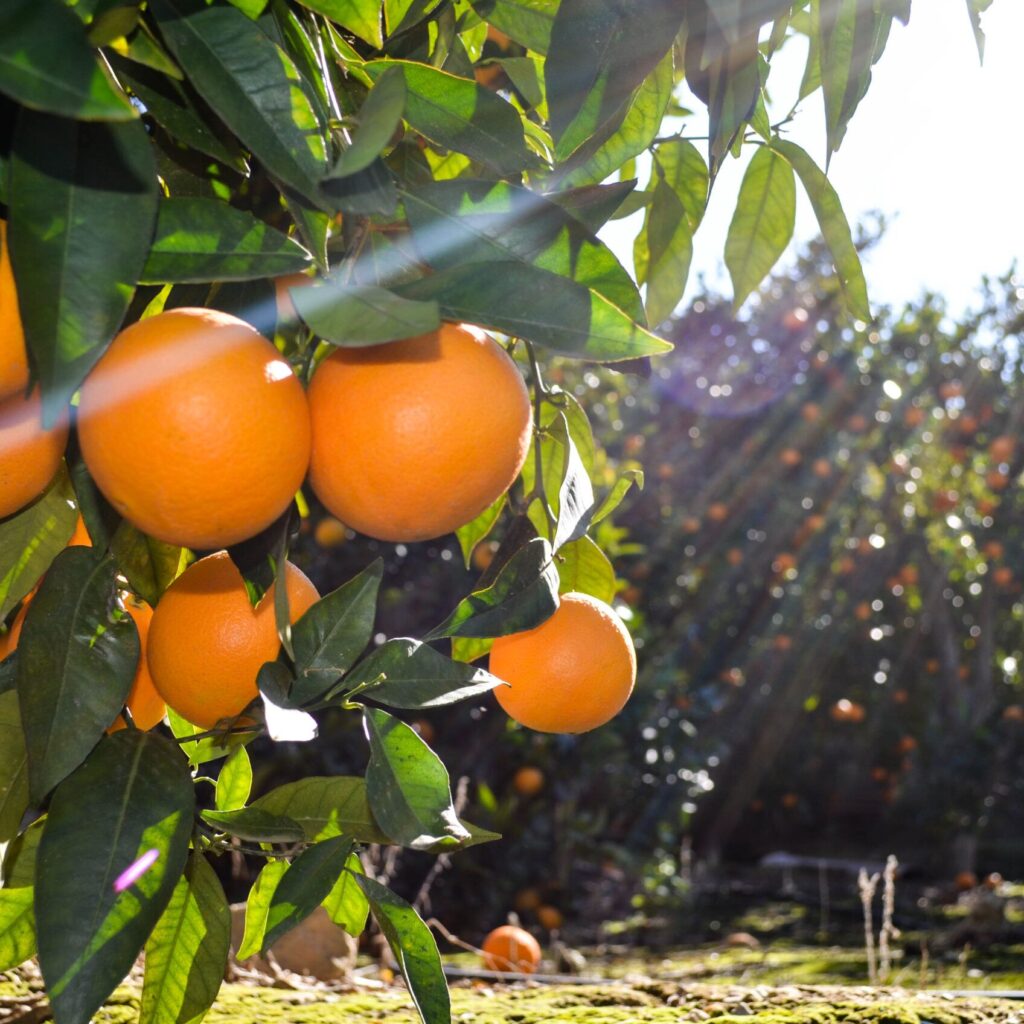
0;2;998;1022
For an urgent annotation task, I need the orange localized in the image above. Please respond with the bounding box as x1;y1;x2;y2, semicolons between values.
513;888;542;913
0;221;30;400
536;905;563;931
274;272;314;326
490;593;635;734
78;308;310;550
512;766;544;796
108;597;165;732
480;925;541;974
308;323;531;543
68;514;93;547
0;590;32;660
0;387;69;518
313;516;347;549
147;551;319;729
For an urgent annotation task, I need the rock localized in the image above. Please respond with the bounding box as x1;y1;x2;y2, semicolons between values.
229;904;357;981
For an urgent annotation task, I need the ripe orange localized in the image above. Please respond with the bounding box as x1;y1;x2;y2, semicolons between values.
147;551;319;729
0;221;29;401
0;387;69;518
0;590;32;661
78;308;310;550
489;593;635;734
707;502;729;523
512;766;544;797
313;516;348;549
989;435;1014;463
308;324;531;542
109;597;165;732
536;905;563;931
954;871;978;892
274;272;314;326
830;698;865;723
514;888;542;913
481;925;541;974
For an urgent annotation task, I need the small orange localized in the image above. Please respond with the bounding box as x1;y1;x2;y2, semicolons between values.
954;871;978;892
68;514;93;547
989;435;1014;463
481;925;541;974
514;888;542;913
313;516;348;549
489;593;635;734
512;766;544;797
536;905;563;931
147;551;319;729
308;324;531;542
109;597;165;732
0;221;29;401
78;308;310;550
274;272;314;326
0;590;33;661
0;387;69;518
707;503;729;523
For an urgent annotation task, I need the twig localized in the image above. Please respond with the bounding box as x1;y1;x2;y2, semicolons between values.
879;854;900;980
858;867;881;983
412;777;469;915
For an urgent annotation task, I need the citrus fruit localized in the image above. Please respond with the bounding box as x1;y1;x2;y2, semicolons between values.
0;590;33;660
274;272;314;326
489;593;635;734
108;596;165;732
313;516;347;549
481;925;541;974
0;387;69;519
68;514;93;548
0;221;29;401
147;551;319;729
512;766;544;796
308;323;531;542
77;307;310;550
536;905;564;931
513;888;542;913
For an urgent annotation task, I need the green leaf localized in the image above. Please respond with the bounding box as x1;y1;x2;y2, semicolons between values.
0;466;77;621
0;887;35;972
8;112;158;425
109;57;247;171
364;708;469;850
544;180;637;234
633;140;708;319
140;198;311;284
236;859;286;961
402;179;644;322
150;0;327;204
363;60;530;177
290;560;382;706
342;638;506;708
456;495;505;569
322;852;370;936
200;807;304;844
226;0;269;17
166;707;252;768
562;51;673;188
2;817;42;889
355;874;451;1024
0;0;135;121
591;468;643;525
545;0;682;161
249;776;390;843
140;853;231;1024
263;835;354;951
110;522;189;608
293;281;440;347
556;536;615;602
818;0;891;165
771;139;870;321
298;0;382;47
396;263;671;363
17;549;140;802
0;691;28;844
724;146;796;310
333;67;406;177
965;0;994;62
37;731;194;1024
428;537;559;639
215;746;252;812
470;0;556;54
450;636;493;663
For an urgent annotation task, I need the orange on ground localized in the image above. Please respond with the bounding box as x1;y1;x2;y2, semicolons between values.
146;551;319;729
109;597;165;732
78;308;310;550
308;323;531;543
313;516;348;549
481;925;541;974
0;221;29;401
954;871;978;892
512;766;544;797
0;387;68;519
536;905;563;931
489;593;635;734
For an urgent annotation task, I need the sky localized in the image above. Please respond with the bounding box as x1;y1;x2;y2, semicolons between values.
603;0;1024;318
